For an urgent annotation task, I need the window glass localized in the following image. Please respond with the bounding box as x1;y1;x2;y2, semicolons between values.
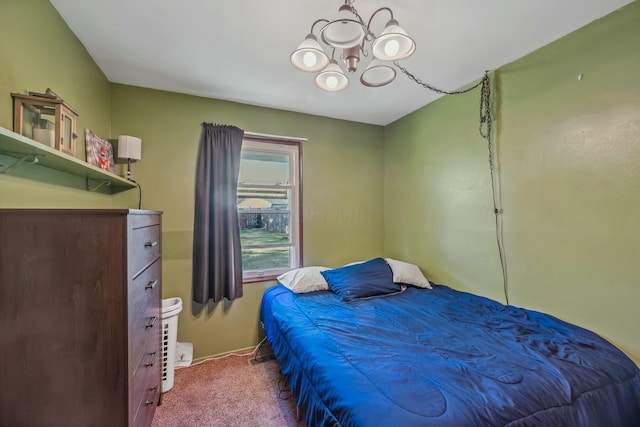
238;139;301;281
239;151;290;185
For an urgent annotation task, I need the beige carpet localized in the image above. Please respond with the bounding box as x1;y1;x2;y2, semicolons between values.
152;353;305;427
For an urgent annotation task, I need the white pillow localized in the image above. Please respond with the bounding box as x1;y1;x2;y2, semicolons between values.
277;266;330;293
384;258;432;289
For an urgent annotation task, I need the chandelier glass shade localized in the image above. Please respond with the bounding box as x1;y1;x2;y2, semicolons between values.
371;19;416;61
319;4;366;49
315;59;350;92
360;59;396;87
290;1;415;92
290;34;330;72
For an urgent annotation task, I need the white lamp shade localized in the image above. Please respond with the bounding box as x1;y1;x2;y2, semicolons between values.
315;60;349;92
371;21;416;61
360;59;396;87
290;35;330;72
319;5;365;49
118;135;142;160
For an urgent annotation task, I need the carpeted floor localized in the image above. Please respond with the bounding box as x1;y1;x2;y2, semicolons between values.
152;352;305;427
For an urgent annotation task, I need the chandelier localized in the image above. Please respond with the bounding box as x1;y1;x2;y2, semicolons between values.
290;0;416;91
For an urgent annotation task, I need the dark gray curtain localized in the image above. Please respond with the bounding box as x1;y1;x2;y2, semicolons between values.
192;123;244;303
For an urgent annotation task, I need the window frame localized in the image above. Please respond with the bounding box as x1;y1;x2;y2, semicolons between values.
238;137;303;282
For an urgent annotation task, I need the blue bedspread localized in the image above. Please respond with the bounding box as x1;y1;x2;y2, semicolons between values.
260;284;640;427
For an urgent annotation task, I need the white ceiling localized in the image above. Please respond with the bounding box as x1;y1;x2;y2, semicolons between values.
50;0;634;126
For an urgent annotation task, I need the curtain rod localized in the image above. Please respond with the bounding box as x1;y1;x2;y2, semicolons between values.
200;123;308;142
244;131;308;143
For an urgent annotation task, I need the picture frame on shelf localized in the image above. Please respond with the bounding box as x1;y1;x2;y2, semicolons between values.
85;129;115;173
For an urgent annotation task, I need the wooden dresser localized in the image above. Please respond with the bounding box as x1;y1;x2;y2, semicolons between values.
0;209;162;427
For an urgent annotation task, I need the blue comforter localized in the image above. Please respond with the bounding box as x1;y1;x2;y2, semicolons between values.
260;284;640;427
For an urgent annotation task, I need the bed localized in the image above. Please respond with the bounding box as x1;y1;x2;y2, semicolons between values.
260;259;640;427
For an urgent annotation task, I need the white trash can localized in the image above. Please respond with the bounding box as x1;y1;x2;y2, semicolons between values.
161;297;183;392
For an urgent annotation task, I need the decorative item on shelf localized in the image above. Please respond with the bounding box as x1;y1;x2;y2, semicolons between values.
116;135;142;181
85;129;115;173
11;88;78;155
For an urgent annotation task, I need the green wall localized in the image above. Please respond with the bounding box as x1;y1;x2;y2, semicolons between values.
110;84;385;358
384;1;640;363
0;0;115;208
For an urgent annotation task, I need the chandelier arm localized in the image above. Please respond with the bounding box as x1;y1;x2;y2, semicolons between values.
367;7;394;35
310;18;330;35
361;38;369;58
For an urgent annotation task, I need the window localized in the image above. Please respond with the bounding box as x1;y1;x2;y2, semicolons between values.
238;138;302;281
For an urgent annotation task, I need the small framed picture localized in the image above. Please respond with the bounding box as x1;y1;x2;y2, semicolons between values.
85;129;114;172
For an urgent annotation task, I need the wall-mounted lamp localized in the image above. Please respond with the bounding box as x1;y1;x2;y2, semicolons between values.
117;135;142;181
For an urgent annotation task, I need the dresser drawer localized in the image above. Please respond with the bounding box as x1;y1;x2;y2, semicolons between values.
129;260;161;325
130;225;161;277
131;303;160;352
129;213;161;230
131;380;160;427
132;346;161;379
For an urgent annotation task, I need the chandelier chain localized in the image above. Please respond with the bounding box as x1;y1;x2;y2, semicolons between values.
478;72;492;141
349;3;368;30
393;61;484;95
393;61;492;140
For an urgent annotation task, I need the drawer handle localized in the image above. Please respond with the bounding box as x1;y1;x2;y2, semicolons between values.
145;386;158;405
145;316;158;328
145;351;158;367
144;241;158;248
145;279;159;290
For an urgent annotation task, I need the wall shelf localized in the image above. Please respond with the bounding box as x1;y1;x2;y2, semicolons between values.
0;126;135;194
